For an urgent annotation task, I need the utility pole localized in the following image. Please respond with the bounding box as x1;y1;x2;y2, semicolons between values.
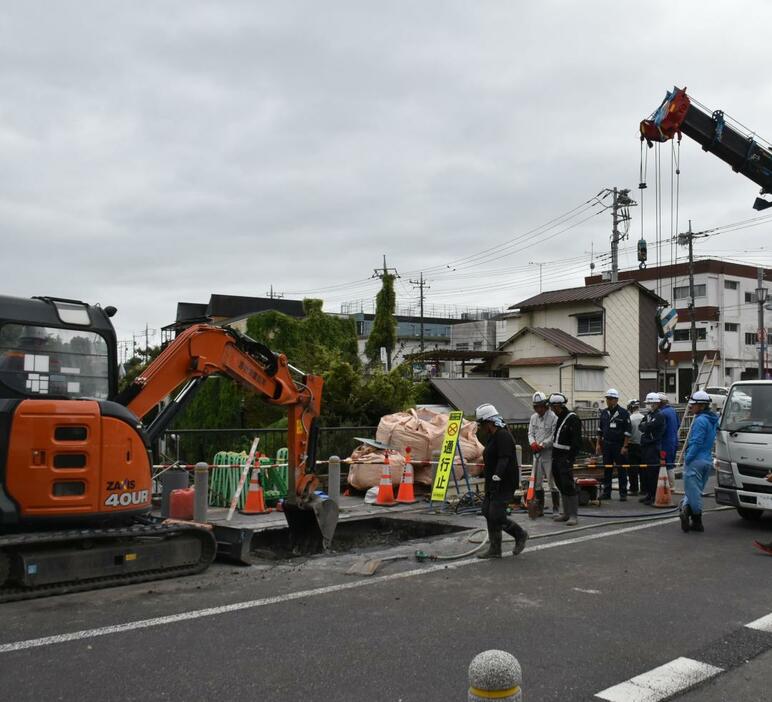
600;187;636;282
756;267;769;379
409;272;429;353
676;220;710;391
372;255;400;371
266;285;284;299
528;261;545;293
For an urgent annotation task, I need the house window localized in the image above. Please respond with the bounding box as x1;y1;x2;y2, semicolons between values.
673;284;706;299
577;313;603;336
673;327;707;342
473;341;483;350
745;292;754;303
745;332;757;345
724;280;739;290
724;323;739;332
455;342;469;351
575;368;605;391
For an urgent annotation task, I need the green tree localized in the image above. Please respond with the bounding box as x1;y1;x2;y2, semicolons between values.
365;273;397;370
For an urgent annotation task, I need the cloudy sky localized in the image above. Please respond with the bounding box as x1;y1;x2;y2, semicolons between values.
4;1;772;351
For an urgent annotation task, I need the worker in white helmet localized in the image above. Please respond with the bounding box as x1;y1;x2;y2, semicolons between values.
658;392;681;489
474;403;529;558
595;388;632;501
639;392;667;504
528;391;558;516
679;391;718;533
548;393;583;526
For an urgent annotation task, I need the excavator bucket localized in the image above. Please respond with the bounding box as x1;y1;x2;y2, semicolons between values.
283;494;339;554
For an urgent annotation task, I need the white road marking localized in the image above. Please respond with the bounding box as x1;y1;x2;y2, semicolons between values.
745;612;772;633
0;518;677;654
573;587;602;594
594;657;723;701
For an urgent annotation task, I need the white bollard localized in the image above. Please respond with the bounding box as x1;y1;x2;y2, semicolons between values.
327;455;341;505
194;462;208;523
468;650;522;701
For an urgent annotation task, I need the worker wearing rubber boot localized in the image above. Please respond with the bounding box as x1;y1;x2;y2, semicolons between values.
549;394;583;526
475;403;529;558
627;400;643;495
679;391;719;533
639;392;667;505
528;391;558;516
595;388;632;501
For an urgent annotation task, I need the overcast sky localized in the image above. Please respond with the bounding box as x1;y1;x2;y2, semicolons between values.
4;1;772;350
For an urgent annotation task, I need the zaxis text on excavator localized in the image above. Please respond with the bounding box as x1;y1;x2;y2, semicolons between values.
0;294;336;602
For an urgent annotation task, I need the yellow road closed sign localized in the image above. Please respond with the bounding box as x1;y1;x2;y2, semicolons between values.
431;411;463;502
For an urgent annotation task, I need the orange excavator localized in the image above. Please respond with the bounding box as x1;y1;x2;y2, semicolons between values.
0;294;335;601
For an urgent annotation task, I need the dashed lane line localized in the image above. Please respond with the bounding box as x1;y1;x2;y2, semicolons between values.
0;518;677;654
746;612;772;633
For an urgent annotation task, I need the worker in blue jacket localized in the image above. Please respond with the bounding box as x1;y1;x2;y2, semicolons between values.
595;388;632;501
658;393;680;488
639;392;667;505
679;390;719;533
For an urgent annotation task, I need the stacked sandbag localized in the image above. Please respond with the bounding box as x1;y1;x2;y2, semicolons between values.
347;446;406;490
373;408;486;484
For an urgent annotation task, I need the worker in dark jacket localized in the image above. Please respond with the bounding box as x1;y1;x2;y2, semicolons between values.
595;388;632;501
549;393;583;526
475;403;529;559
639;392;667;505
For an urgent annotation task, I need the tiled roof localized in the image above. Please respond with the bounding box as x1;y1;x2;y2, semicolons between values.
501;327;604;357
509;281;663;310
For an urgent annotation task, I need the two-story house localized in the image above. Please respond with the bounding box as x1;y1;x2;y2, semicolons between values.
479;281;664;408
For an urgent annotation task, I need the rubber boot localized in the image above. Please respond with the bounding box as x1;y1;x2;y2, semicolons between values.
504;520;529;556
553;495;569;523
566;495;579;526
476;529;503;558
679;502;691;533
535;490;545;518
551;490;561;515
690;512;704;533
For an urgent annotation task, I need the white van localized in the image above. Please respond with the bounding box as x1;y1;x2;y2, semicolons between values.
714;380;772;520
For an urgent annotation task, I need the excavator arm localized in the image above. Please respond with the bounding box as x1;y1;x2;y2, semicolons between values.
640;87;772;209
118;324;327;511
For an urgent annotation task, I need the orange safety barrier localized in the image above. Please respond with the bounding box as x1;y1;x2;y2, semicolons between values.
653;465;674;507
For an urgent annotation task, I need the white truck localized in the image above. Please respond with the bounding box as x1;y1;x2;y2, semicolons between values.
714;380;772;520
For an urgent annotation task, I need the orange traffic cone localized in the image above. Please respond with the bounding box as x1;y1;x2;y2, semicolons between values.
241;468;268;514
397;447;418;504
374;453;396;506
525;468;538;519
653;465;673;507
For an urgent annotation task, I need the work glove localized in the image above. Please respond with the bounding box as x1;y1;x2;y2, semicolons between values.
491;474;502;494
530;442;540;453
660;451;667;466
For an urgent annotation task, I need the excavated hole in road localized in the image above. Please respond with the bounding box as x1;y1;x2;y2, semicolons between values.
250;516;470;559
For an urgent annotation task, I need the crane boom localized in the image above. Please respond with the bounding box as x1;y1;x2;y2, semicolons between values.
640;87;772;207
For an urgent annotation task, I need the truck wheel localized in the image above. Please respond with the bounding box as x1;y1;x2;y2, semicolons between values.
737;507;763;521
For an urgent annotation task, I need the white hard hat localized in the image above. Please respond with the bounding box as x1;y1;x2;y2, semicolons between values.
532;391;548;405
605;388;620;399
689;390;711;405
644;392;661;404
475;403;499;422
548;393;567;405
657;392;669;403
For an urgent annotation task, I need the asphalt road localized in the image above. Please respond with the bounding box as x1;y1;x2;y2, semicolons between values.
1;501;771;701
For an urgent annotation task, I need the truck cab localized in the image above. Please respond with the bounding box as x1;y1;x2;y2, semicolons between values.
714;380;772;520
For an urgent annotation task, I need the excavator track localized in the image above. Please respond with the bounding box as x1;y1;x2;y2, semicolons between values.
0;521;217;604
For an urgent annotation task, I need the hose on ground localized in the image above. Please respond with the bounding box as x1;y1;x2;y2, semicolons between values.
415;506;732;562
